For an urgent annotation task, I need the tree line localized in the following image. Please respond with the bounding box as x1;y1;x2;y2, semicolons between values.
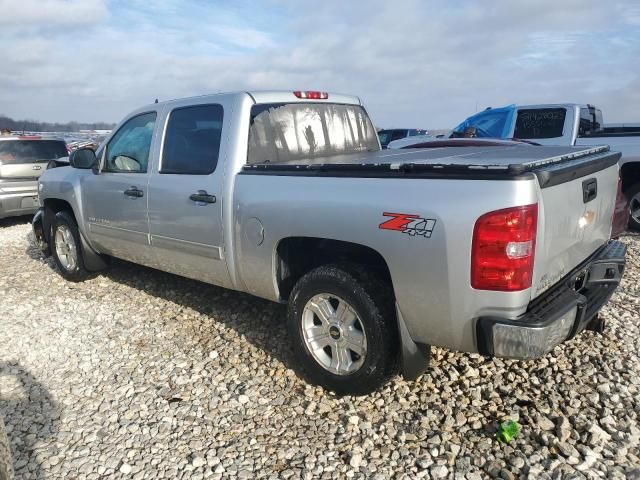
0;114;115;133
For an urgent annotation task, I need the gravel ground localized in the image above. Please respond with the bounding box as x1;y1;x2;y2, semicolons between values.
0;216;639;480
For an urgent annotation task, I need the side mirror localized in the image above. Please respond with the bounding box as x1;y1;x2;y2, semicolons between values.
69;148;97;169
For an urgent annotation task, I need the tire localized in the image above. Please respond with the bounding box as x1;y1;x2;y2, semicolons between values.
0;416;14;480
51;210;90;282
626;182;640;231
287;264;398;395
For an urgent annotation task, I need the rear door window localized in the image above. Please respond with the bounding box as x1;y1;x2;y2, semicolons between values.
0;140;68;164
248;103;379;164
161;104;224;174
514;108;566;139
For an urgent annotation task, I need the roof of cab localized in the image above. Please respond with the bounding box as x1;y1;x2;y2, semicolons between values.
247;90;361;106
145;90;362;111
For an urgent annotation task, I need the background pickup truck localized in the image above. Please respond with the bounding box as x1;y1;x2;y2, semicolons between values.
33;91;626;394
391;104;640;230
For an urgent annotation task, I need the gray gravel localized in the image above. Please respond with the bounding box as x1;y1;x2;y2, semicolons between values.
0;216;639;479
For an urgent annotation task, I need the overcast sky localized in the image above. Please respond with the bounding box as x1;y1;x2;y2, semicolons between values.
1;0;639;128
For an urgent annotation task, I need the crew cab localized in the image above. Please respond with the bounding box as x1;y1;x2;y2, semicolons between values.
33;91;626;394
0;135;68;220
392;104;640;230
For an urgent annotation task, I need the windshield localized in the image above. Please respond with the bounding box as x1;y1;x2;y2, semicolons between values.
0;140;68;164
248;103;379;164
452;106;515;138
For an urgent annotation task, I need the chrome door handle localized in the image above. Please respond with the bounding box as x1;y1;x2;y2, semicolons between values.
124;186;143;198
189;190;216;204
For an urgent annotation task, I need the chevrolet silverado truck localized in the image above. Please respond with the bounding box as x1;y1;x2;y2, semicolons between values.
33;91;626;394
391;104;640;230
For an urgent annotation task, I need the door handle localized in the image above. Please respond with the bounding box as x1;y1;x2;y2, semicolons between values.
189;190;216;204
124;186;144;198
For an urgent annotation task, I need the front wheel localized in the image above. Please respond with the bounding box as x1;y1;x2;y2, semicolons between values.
627;182;640;231
51;211;91;282
287;264;398;395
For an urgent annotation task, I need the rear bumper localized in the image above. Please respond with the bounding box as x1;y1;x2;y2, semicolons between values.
0;183;39;219
476;240;626;359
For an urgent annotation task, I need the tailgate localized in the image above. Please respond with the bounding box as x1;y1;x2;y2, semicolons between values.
531;149;620;298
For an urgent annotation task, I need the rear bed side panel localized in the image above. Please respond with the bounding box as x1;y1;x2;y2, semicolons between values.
232;174;538;353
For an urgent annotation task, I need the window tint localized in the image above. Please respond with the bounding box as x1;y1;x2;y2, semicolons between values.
579;107;604;136
514;108;566;139
391;130;408;141
104;112;156;173
248;103;379;164
161;104;224;175
0;140;68;164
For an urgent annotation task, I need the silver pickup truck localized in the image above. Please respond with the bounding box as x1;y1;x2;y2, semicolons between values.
33;91;627;394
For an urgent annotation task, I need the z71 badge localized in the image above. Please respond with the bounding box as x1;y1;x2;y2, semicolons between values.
379;212;436;238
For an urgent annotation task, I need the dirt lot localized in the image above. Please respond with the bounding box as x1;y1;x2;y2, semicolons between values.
0;216;639;479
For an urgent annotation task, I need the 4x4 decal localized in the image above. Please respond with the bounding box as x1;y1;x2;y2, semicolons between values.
379;213;437;238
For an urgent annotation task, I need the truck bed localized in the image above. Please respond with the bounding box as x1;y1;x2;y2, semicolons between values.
243;144;619;187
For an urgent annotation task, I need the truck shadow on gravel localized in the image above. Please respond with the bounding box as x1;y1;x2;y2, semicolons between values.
0;361;60;480
101;258;296;373
24;234;297;379
0;215;32;229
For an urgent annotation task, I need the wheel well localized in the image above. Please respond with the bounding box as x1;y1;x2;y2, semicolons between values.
276;237;393;302
42;199;75;241
43;198;74;216
621;162;640;193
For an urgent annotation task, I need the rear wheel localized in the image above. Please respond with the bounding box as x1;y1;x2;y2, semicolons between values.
627;182;640;231
287;264;398;395
51;211;90;282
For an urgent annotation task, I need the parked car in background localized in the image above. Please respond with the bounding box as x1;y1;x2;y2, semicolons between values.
377;128;428;148
34;91;626;394
393;104;640;230
0;136;68;220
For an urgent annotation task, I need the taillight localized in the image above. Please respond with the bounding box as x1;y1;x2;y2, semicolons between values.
293;91;329;99
471;204;538;291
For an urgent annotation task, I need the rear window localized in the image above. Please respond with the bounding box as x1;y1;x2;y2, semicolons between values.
0;140;68;164
248;103;379;164
514;108;566;139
